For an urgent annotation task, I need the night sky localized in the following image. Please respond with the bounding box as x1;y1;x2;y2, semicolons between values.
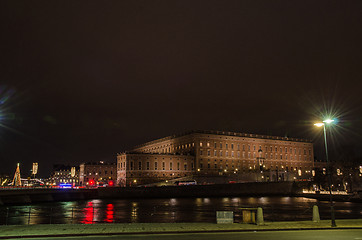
1;1;362;177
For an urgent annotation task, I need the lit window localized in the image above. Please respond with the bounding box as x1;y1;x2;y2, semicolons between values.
207;142;210;147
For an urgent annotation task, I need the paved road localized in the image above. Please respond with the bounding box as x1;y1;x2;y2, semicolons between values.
9;230;362;240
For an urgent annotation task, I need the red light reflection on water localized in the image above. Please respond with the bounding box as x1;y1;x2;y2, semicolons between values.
81;201;94;224
105;204;114;223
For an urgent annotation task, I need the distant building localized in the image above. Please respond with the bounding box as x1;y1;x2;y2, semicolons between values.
117;130;314;186
79;161;116;186
117;153;194;186
49;164;80;186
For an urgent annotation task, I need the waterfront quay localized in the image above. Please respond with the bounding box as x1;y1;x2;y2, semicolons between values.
0;220;362;239
0;182;360;206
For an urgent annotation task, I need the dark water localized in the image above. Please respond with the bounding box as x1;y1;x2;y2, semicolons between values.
1;197;361;225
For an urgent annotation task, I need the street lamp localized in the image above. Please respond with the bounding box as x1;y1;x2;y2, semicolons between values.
314;119;337;227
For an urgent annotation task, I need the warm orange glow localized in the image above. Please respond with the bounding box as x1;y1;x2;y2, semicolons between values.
314;123;324;127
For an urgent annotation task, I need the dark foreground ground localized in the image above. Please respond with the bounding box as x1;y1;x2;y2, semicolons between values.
0;219;361;239
13;229;362;240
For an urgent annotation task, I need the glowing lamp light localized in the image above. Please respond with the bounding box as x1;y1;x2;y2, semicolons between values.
314;123;324;127
323;119;334;124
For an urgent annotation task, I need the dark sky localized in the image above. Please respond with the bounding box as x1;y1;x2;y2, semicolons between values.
1;1;362;177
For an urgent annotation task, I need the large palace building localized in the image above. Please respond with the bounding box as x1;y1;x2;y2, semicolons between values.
117;130;314;186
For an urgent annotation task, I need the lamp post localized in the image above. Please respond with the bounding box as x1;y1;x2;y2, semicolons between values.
314;119;336;227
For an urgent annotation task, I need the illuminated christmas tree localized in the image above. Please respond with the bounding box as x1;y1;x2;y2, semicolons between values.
12;163;22;186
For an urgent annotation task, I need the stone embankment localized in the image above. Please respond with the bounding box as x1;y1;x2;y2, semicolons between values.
0;182;360;205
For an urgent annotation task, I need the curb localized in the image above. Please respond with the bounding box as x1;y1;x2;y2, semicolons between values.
1;227;362;239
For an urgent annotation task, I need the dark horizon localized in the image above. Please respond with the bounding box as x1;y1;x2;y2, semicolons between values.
1;0;362;177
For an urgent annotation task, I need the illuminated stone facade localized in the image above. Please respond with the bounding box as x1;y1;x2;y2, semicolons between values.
49;165;79;186
117;153;194;186
117;130;314;186
79;162;117;186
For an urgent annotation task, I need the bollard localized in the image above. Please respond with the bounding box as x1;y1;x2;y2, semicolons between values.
28;207;31;225
71;207;74;224
256;207;264;225
5;207;9;225
312;205;320;222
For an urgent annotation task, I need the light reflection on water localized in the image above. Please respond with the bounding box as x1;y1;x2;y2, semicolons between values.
0;197;361;225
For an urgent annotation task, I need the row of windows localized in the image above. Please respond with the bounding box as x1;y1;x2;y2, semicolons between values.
87;171;113;175
141;143;195;153
199;142;311;155
119;162;195;171
198;163;310;172
200;149;311;161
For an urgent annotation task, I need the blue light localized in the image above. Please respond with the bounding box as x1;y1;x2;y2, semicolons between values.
59;183;72;189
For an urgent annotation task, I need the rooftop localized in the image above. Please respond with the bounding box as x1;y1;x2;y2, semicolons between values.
134;130;312;149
